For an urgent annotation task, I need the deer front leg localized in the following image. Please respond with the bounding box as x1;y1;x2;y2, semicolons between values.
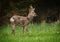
11;23;15;34
26;26;28;32
22;26;25;33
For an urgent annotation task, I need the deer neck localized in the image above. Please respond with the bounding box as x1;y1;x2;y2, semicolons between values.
27;13;34;21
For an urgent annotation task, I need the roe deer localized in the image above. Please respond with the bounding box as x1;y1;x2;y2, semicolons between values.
10;5;36;33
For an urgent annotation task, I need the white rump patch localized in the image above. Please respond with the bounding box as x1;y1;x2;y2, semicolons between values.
10;18;14;22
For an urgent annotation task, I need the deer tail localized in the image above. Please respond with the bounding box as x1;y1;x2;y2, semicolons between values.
10;17;14;22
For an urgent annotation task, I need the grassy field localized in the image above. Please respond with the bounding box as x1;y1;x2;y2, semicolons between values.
0;22;60;42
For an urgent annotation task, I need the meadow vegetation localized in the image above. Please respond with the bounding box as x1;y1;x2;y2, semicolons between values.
0;21;60;42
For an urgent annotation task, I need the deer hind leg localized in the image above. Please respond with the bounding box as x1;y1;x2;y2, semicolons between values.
11;23;15;34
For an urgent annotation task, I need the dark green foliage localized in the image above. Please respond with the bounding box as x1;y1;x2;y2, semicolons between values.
0;0;60;25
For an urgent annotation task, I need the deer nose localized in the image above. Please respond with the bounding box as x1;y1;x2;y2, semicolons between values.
34;14;36;17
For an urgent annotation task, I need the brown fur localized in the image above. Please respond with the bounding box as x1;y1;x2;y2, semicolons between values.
10;5;36;33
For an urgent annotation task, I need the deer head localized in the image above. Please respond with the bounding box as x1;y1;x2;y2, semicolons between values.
28;5;36;17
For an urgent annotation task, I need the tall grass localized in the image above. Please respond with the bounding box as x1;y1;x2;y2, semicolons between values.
0;21;60;42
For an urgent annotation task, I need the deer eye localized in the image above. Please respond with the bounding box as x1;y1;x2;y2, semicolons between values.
18;17;20;19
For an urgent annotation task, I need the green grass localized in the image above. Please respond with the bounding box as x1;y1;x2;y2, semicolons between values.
0;22;60;42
